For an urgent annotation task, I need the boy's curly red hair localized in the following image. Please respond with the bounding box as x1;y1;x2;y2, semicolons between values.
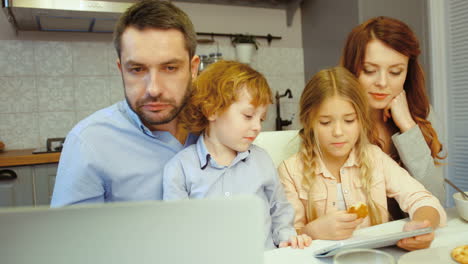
181;60;272;134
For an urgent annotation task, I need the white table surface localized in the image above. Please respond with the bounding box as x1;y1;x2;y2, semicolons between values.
264;208;468;264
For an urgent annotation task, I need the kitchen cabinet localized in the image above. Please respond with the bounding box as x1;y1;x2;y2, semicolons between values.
175;0;302;26
0;164;58;207
0;166;34;207
0;148;60;207
34;164;58;206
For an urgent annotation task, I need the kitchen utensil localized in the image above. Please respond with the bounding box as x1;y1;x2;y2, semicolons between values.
445;178;468;200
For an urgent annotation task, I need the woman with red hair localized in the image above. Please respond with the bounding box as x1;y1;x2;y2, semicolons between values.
341;17;446;220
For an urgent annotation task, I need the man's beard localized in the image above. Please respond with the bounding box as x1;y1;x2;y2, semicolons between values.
124;78;192;126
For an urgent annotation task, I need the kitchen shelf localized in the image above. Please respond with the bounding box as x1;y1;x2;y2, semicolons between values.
173;0;303;26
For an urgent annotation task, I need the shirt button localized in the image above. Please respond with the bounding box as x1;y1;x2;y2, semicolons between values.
341;169;345;174
225;192;231;197
343;190;349;194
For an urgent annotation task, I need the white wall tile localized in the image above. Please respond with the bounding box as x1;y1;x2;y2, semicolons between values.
34;41;73;76
75;110;98;124
0;40;16;77
74;76;110;111
0;40;35;77
257;47;305;77
38;112;76;148
108;76;125;104
106;43;120;76
0;113;39;150
72;42;109;76
37;77;75;112
0;77;37;113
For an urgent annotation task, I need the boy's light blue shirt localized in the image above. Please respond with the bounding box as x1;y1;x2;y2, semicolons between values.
163;135;296;249
51;100;197;207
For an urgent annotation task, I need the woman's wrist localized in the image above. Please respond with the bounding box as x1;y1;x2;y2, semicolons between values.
399;119;417;133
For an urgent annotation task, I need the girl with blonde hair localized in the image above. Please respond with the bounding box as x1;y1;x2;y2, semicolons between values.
278;67;446;251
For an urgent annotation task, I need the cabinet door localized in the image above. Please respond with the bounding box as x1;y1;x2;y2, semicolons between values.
34;164;58;206
0;166;34;207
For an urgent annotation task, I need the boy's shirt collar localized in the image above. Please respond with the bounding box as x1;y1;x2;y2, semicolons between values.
196;133;250;170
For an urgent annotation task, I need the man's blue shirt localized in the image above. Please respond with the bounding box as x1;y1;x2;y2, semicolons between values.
51;100;197;207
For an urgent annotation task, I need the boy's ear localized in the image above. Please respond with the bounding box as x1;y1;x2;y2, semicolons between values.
207;112;217;121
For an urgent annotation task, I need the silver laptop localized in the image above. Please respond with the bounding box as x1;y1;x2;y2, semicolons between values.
0;196;264;264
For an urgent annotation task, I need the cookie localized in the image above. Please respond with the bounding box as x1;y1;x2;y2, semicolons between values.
452;245;468;264
347;202;368;219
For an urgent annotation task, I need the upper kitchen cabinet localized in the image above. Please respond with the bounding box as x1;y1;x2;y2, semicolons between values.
2;0;302;35
173;0;303;26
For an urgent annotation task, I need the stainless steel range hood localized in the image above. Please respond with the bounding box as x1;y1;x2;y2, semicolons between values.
2;0;134;33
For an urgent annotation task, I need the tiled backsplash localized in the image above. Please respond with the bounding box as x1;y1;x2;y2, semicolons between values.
0;40;305;150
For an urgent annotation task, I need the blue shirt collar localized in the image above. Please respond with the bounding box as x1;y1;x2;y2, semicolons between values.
122;100;154;136
196;134;250;169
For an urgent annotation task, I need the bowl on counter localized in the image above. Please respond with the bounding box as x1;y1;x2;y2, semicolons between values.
453;192;468;221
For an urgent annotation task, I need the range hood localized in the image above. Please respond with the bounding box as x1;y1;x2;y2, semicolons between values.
2;0;134;33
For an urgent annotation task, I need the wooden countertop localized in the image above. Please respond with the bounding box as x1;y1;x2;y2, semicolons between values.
0;149;60;167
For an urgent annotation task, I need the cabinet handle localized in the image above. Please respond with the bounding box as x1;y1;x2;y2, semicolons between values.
0;169;18;181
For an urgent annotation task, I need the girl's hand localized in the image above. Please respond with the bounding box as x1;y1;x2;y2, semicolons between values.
383;90;416;132
278;234;312;249
397;220;435;251
305;211;363;240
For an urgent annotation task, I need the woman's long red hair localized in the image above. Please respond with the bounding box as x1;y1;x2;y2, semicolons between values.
341;16;445;162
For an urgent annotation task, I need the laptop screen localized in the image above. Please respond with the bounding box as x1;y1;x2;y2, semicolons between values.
0;196;264;264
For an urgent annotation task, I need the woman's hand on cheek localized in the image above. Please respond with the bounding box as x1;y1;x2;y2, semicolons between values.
384;90;416;132
397;220;434;251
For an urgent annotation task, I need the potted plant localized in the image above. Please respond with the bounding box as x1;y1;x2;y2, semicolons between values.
231;34;259;64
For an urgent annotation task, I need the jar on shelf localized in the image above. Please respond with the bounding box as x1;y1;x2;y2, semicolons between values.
208;52;223;64
198;54;209;73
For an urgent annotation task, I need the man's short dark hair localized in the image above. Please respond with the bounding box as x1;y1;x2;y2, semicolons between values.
113;0;197;59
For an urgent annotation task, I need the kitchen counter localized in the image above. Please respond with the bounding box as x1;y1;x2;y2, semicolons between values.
0;149;60;167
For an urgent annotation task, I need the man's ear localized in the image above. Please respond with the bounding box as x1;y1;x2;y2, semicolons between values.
190;55;200;78
116;58;123;73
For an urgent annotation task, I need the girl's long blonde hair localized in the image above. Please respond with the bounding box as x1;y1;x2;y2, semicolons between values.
299;67;384;225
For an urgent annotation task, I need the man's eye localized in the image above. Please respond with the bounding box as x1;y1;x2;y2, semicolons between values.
130;67;143;73
166;66;177;72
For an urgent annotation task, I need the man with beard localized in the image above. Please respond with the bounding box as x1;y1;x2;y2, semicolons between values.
51;0;200;206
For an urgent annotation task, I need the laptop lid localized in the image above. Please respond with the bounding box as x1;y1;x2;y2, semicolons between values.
0;196;264;264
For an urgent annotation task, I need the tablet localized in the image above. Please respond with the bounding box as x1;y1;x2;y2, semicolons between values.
314;227;433;257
